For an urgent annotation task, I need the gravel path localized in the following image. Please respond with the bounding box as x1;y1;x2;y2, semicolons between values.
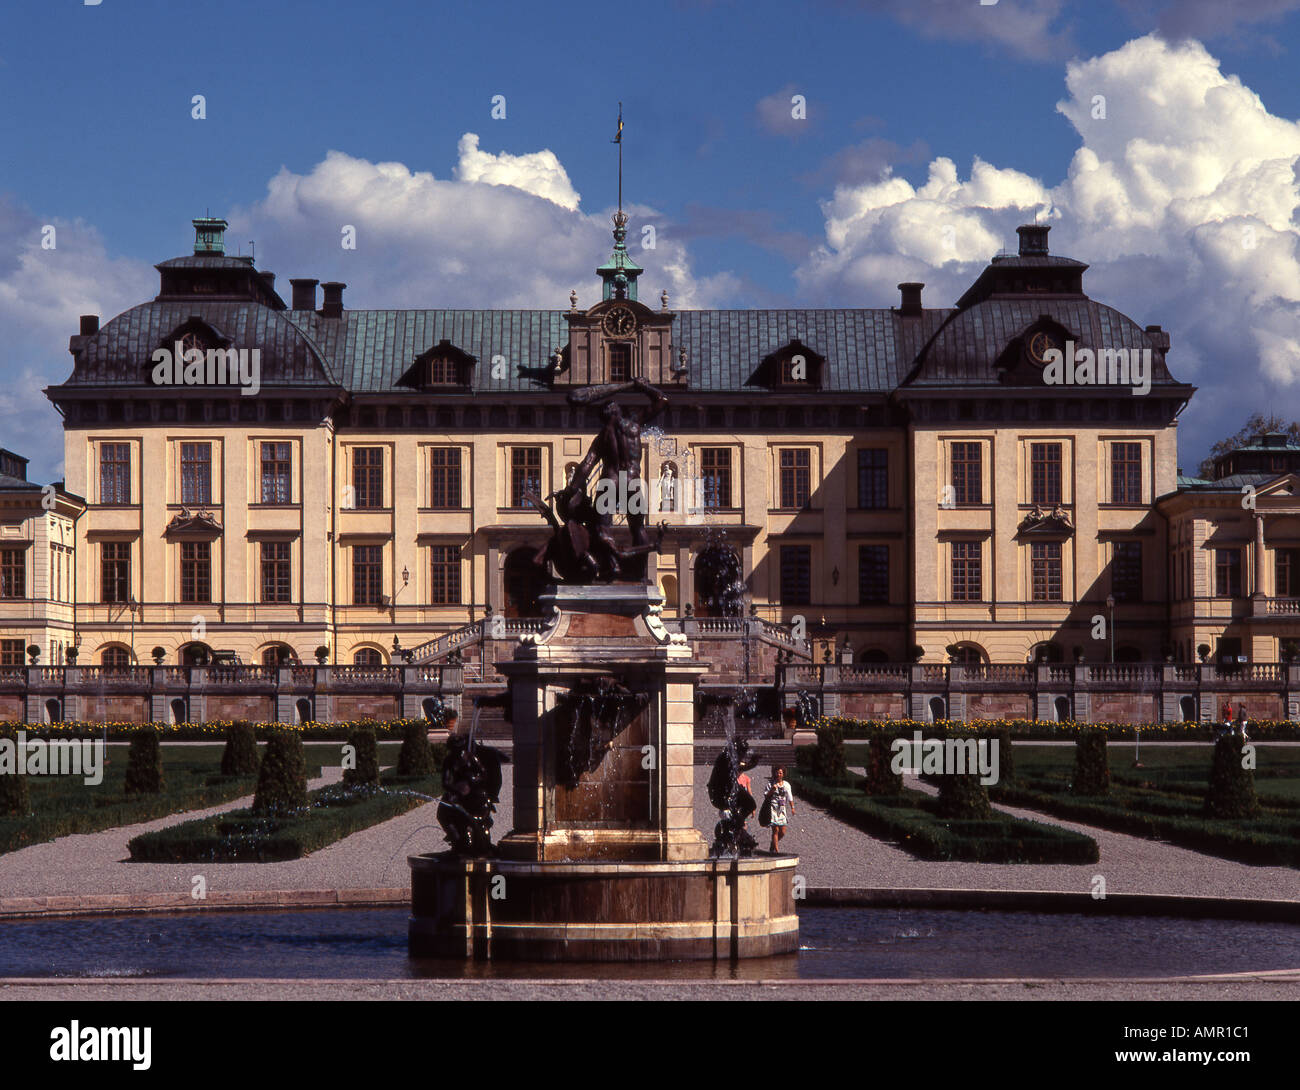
3;758;1297;904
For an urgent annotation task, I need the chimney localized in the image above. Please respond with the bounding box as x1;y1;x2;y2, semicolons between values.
320;281;346;318
1017;224;1050;256
79;315;99;335
897;282;924;317
290;278;319;311
258;271;276;293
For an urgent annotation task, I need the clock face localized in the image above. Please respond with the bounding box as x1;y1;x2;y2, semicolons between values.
1027;330;1062;364
602;305;636;339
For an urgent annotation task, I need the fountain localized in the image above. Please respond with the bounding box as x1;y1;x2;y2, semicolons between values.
409;380;799;960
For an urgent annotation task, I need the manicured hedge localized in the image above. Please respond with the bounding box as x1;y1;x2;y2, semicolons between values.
788;770;1098;864
127;771;441;862
824;716;1300;741
16;717;443;741
990;778;1300;868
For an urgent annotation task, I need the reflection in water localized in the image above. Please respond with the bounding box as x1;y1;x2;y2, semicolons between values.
1;907;1298;981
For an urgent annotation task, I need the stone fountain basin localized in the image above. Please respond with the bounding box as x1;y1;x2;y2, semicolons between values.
408;852;800;961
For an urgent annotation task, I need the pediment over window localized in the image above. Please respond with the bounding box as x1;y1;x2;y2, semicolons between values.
1017;505;1074;537
396;339;477;389
165;508;223;538
748;338;825;389
157;316;232;356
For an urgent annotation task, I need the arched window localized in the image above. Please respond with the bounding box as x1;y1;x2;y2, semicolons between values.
180;643;211;667
44;698;62;724
927;696;947;723
949;644;987;665
1179;695;1197;723
1053;695;1071;722
261;644;294;667
1030;641;1063;664
353;648;384;666
101;645;131;671
169;698;188;725
295;697;313;724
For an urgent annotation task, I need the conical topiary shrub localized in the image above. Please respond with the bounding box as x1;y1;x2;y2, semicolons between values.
253;730;308;816
220;720;260;776
342;726;380;787
124;726;165;795
0;724;30;815
1205;733;1262;818
1071;728;1110;796
860;731;903;796
936;773;993;819
396;719;436;777
980;726;1013;785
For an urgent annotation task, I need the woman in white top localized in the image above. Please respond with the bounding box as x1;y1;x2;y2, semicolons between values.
766;766;795;854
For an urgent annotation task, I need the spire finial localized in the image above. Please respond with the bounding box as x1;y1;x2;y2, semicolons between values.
612;102;624;212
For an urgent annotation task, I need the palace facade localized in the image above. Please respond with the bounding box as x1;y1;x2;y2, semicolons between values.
24;213;1299;671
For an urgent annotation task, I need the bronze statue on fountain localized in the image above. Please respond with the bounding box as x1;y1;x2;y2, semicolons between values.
708;738;760;856
526;377;670;584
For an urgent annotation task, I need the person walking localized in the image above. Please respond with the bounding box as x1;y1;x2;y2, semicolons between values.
765;766;795;854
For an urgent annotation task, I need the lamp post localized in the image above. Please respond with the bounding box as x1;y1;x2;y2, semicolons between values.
1105;594;1115;664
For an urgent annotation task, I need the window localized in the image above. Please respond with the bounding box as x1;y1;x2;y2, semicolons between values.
0;639;23;666
780;356;806;384
430;448;462;509
1277;548;1300;598
700;448;732;509
1030;443;1061;505
509;447;542;508
180;443;211;505
1111;442;1142;504
261;442;292;504
1215;548;1242;598
99;443;131;505
951;540;982;601
857;449;888;509
353;647;383;666
352;447;384;509
427;355;458;385
951;442;982;505
353;545;383;605
0;549;24;599
102;542;130;603
1113;541;1143;602
101;646;131;670
858;545;889;604
261;541;291;603
778;448;811;509
608;342;631;383
1031;541;1063;602
780;545;811;605
429;545;461;605
180;541;211;603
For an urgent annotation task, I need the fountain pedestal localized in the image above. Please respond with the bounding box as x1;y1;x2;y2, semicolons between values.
409;583;799;961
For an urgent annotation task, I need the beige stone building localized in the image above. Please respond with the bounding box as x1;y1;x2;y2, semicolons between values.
0;449;83;680
34;213;1294;672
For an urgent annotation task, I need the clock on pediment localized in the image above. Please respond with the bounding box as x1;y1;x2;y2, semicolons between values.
602;304;637;339
1026;328;1063;366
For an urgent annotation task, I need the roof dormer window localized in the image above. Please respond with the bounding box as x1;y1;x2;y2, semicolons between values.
397;338;476;390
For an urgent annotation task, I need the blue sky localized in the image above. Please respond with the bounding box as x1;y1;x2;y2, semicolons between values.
3;0;1300;478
